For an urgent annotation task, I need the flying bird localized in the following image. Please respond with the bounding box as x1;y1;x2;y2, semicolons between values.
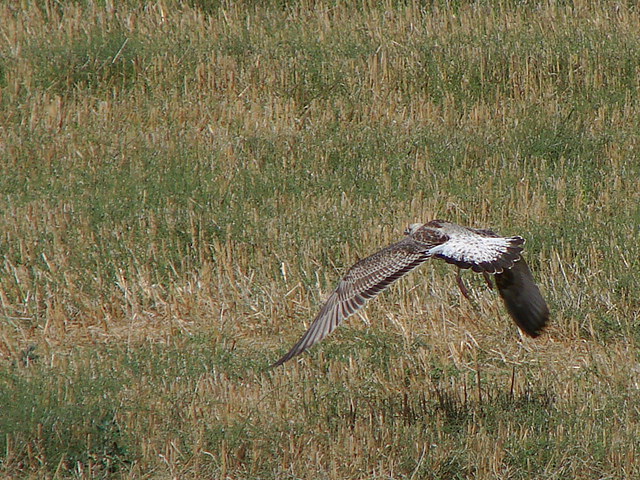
272;220;549;367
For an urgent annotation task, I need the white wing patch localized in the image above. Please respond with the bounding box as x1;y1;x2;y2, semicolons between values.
429;234;524;273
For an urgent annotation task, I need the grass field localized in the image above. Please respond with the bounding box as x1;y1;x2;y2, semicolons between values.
1;0;640;478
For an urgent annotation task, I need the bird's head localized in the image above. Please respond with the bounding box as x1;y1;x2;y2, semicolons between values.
404;223;424;235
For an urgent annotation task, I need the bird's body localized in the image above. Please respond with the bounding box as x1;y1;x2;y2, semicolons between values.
273;220;549;367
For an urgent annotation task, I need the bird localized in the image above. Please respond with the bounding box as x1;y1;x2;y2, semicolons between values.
272;220;549;367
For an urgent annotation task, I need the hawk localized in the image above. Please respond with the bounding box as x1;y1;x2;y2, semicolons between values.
272;220;549;367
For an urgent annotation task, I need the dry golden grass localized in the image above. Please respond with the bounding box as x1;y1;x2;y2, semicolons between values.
1;0;640;478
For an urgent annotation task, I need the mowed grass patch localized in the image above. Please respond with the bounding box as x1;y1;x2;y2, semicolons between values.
1;0;640;478
3;331;640;479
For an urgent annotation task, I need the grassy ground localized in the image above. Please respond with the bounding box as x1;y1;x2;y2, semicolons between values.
1;0;640;478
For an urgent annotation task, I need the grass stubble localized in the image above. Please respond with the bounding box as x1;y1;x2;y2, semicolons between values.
1;0;640;478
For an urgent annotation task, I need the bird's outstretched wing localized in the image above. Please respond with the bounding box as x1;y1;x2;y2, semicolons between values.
427;228;525;274
494;257;549;337
272;238;431;367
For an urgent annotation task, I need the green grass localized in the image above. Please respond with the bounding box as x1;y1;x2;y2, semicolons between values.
1;0;640;478
7;335;638;478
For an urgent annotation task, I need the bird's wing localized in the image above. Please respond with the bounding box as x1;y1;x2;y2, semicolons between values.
428;229;525;273
494;257;549;337
272;238;431;367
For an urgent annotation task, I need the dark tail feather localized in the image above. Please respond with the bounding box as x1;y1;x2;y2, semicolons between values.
494;258;549;337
